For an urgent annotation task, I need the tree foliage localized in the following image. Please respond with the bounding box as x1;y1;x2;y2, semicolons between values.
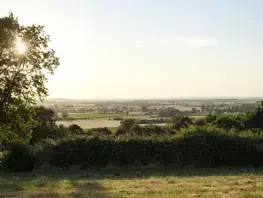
0;13;59;122
120;119;136;133
32;106;57;141
61;112;69;120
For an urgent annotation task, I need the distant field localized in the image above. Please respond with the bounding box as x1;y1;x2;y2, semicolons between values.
66;112;207;120
1;168;263;197
68;113;121;119
56;119;120;129
189;115;206;120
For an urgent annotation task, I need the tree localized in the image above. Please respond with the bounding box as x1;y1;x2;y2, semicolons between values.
34;106;56;126
32;106;57;141
141;106;148;114
122;106;128;111
102;107;108;114
120;119;136;133
128;107;134;112
61;112;69;120
131;125;143;135
171;115;183;124
172;116;193;130
201;104;205;112
0;13;59;123
68;124;83;135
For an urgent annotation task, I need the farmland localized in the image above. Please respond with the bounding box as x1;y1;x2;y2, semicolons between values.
56;115;204;129
1;167;263;197
68;113;122;119
57;119;121;129
1;8;263;198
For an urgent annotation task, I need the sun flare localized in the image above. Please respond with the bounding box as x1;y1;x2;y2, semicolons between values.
16;38;26;54
16;42;26;53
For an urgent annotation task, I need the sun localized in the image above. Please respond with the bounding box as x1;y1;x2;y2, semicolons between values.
16;37;27;54
16;42;26;54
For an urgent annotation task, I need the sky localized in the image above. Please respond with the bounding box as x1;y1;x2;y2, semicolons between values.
1;0;263;99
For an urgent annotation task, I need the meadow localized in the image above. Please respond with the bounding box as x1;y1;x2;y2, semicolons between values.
1;167;263;197
56;119;121;129
68;113;122;119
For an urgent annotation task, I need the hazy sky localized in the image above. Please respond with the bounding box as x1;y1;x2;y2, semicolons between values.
1;0;263;99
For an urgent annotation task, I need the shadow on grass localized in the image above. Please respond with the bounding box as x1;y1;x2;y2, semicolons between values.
0;171;112;198
69;166;263;179
0;166;263;197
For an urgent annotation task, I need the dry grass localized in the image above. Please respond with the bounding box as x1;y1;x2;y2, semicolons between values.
1;168;263;197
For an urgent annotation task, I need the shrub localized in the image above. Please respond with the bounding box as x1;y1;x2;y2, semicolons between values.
68;124;84;135
32;124;58;142
171;115;183;124
46;126;263;168
206;114;217;123
3;139;34;172
120;119;136;133
132;125;143;135
246;108;263;129
55;125;71;138
172;116;193;130
213;114;245;130
32;124;71;142
142;125;167;136
137;119;166;125
195;118;206;126
115;128;127;136
86;127;112;136
113;117;123;121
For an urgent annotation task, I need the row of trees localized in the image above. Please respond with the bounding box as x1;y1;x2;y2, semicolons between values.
201;104;258;114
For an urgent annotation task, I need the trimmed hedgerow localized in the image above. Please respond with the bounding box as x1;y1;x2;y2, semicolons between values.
45;126;263;168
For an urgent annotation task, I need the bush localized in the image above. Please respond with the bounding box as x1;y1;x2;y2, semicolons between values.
171;115;183;124
137;119;166;125
195;118;206;126
246;108;263;129
113;117;123;121
56;125;71;138
32;124;71;142
3;139;34;172
206;114;217;123
87;127;112;136
172;116;193;130
213;114;245;130
68;124;84;135
120;119;136;133
142;125;167;136
115;128;127;136
132;125;143;135
45;126;263;168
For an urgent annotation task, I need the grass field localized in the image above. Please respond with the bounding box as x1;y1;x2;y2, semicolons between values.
189;115;206;120
106;127;118;133
65;111;208;121
68;113;122;119
1;167;263;197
